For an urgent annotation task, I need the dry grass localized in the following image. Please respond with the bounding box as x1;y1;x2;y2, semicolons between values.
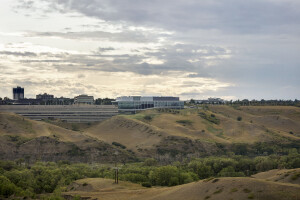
252;168;300;185
64;175;300;200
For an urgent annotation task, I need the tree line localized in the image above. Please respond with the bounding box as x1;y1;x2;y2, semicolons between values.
0;149;299;199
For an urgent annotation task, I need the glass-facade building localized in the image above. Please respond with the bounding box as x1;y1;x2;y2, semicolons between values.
115;96;184;110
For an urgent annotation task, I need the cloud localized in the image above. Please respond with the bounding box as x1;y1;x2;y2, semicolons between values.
20;0;300;35
1;0;299;100
25;30;160;43
0;50;37;57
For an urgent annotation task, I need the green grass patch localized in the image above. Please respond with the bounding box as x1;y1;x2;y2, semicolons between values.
4;135;32;147
198;112;220;125
243;188;251;193
291;172;300;180
213;188;223;194
248;193;254;199
230;188;238;193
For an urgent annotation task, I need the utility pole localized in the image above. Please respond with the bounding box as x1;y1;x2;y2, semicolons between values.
114;151;119;184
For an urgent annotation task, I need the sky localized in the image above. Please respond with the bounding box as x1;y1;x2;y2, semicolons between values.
0;0;299;100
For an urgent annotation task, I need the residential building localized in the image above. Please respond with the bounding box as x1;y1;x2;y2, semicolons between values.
36;93;54;101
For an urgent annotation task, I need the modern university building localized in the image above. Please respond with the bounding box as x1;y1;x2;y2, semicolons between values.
115;96;184;112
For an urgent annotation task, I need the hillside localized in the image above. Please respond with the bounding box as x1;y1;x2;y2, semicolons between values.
0;105;299;162
83;106;300;158
64;174;300;200
252;168;300;185
0;112;135;163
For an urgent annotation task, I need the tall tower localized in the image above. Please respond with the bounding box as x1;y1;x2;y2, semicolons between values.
13;86;24;100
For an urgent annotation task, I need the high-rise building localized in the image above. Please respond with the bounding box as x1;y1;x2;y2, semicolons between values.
13;86;24;100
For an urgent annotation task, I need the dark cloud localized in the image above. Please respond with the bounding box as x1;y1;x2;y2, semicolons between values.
97;47;115;52
0;51;37;57
23;0;300;34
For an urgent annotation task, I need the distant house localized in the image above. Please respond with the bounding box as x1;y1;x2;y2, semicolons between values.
191;98;226;104
74;94;94;104
36;93;54;101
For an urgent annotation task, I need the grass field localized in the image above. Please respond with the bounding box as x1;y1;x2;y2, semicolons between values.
64;170;300;200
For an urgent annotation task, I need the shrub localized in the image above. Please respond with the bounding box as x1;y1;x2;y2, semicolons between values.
230;188;238;193
291;172;300;180
243;188;251;193
143;115;153;121
237;116;242;121
141;182;152;188
149;166;179;186
112;142;126;149
198;112;220;124
143;158;157;166
213;188;223;194
0;176;22;197
71;124;79;131
248;193;254;199
176;120;193;125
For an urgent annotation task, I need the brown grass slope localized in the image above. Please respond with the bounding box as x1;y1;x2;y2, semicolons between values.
84;116;166;151
0;112;134;162
252;168;300;185
210;106;300;138
64;176;300;200
83;106;300;154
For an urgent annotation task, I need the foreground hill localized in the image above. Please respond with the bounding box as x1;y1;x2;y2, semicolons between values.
64;172;300;200
252;168;300;185
0;112;135;163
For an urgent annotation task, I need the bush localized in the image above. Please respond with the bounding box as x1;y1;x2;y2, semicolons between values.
112;142;126;149
237;116;242;121
143;158;157;166
176;120;193;125
188;160;213;179
0;176;22;197
149;166;179;186
71;124;79;131
143;115;153;121
141;182;152;188
122;173;147;183
198;112;220;124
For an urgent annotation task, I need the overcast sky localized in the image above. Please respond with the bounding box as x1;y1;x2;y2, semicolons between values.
0;0;299;100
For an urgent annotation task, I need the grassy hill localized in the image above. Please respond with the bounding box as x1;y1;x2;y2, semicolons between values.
0;105;299;162
81;106;300;159
252;168;300;185
64;172;300;200
0;112;135;163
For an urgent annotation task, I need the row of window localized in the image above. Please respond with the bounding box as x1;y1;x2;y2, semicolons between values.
118;101;184;109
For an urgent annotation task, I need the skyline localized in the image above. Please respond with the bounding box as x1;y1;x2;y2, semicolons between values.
1;0;300;100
